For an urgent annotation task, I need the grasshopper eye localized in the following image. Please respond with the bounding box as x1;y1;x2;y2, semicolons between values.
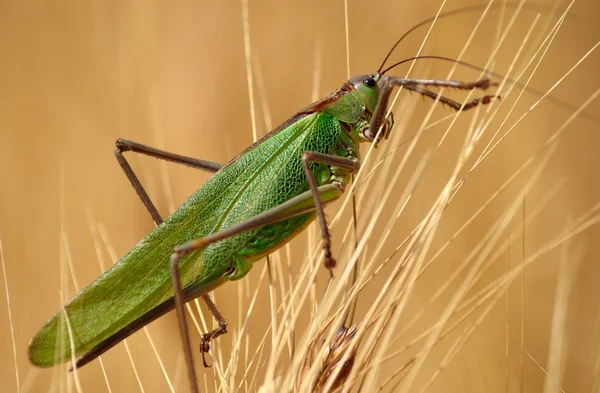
364;78;376;88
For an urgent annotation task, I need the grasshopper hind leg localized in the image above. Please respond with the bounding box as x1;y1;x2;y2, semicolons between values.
113;138;230;372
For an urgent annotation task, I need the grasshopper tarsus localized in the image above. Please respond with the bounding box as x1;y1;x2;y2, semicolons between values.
463;94;501;110
456;78;496;91
327;263;336;278
200;321;228;368
325;255;336;278
200;345;211;368
200;334;212;368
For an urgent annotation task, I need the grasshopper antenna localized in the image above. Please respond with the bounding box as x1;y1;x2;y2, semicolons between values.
377;2;556;74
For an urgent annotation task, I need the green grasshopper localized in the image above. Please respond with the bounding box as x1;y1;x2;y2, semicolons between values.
28;4;503;391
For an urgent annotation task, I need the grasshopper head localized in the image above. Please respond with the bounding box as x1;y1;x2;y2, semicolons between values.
349;73;381;115
349;73;392;145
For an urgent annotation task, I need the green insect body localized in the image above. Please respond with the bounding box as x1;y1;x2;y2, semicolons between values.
28;74;382;367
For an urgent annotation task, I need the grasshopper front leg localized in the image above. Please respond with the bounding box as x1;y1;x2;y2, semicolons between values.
404;84;499;112
369;77;499;140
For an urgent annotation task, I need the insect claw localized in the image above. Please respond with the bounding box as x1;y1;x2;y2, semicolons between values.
202;353;212;368
328;266;335;278
200;336;212;368
324;256;336;277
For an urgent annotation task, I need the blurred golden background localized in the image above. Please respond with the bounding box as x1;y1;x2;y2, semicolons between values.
1;0;599;392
